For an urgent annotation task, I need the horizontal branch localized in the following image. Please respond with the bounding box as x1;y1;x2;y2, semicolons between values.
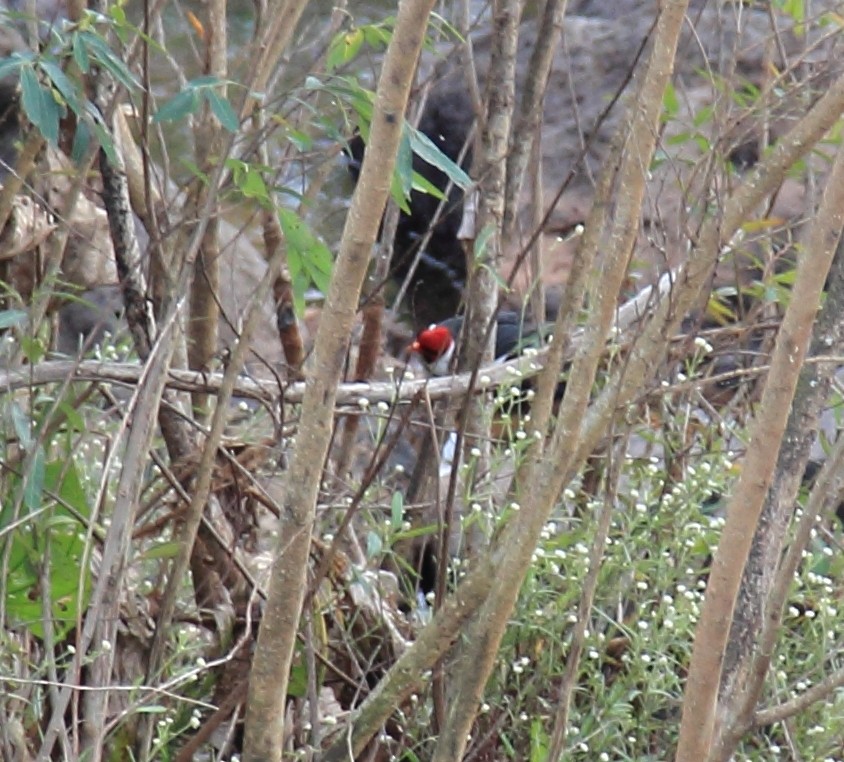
0;267;725;411
0;353;550;409
754;665;844;727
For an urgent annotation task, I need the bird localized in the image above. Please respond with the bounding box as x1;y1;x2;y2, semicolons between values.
409;311;548;377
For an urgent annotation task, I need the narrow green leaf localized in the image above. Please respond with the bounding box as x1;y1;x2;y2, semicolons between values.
72;33;91;72
10;400;34;450
394;126;413;199
70;118;91;163
390;492;403;530
40;60;82;111
529;718;549;762
473;222;496;261
20;65;60;144
411;170;446;200
140;542;183;560
154;88;200;123
389;170;411;214
366;531;382;558
204;89;239;133
0;52;27;81
79;32;140;91
23;445;46;510
190;74;220;88
0;309;28;329
663;82;679;118
406;123;472;190
91;119;117;163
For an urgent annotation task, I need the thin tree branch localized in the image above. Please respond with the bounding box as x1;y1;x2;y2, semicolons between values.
242;2;438;759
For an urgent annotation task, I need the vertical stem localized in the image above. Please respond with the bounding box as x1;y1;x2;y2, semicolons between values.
241;2;438;759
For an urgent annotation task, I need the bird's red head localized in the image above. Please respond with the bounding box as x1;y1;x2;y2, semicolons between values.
410;324;454;365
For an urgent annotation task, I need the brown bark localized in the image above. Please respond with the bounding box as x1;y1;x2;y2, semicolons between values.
186;0;226;417
241;2;438;759
501;0;568;249
678;109;844;762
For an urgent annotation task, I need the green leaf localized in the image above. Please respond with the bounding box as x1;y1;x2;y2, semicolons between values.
140;542;183;560
473;223;496;261
190;74;220;88
40;60;82;112
5;511;91;640
406;122;472;191
204;88;239;133
70;118;92;163
390;491;403;530
0;309;28;329
45;460;89;518
287;655;308;697
91;118;117;163
529;718;549;762
278;208;335;305
9;400;34;450
22;445;46;511
693;104;714;128
20;65;60;145
393;522;438;542
154;88;200;123
78;31;140;91
361;24;392;50
429;12;463;43
411;170;446;200
326;27;365;73
389;169;411;214
58;402;86;431
663;82;679;119
394;126;413;200
0;52;27;81
284;126;312;152
72;33;91;72
109;4;127;25
366;531;383;558
19;335;46;363
228;159;270;202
